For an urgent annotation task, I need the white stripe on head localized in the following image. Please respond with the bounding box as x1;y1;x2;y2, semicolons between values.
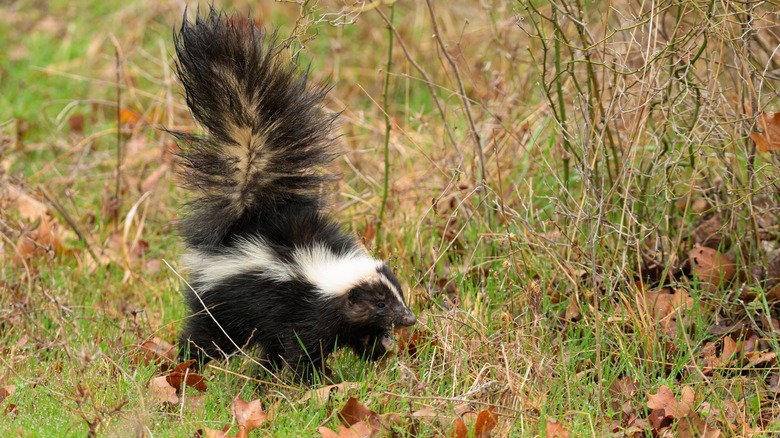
183;236;295;290
377;272;406;307
293;243;383;298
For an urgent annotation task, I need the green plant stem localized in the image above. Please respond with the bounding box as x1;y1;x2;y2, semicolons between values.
376;3;394;246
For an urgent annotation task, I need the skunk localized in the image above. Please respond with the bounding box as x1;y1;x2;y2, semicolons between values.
170;7;416;378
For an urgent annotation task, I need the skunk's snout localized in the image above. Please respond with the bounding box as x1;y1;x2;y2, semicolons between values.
400;309;416;327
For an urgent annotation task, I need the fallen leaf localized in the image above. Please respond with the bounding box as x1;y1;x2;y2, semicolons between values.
133;337;176;369
474;408;498;437
690;214;730;250
338;397;379;429
4;403;18;418
745;351;777;368
119;108;142;127
0;181;48;221
689;244;736;291
318;423;372;438
647;386;680;418
647;408;673;432
677;411;722;438
148;376;178;405
68;114;85;133
750;109;780;152
644;288;693;337
201;425;231;438
165;360;207;392
608;377;638;414
647;385;696;429
0;384;15;403
300;382;360;404
233;395;267;438
451;418;468;438
545;419;570;438
15;215;65;260
317;426;340;438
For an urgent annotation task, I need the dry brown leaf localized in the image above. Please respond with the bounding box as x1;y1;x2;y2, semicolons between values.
703;337;739;373
750;110;780;152
15;215;65;260
691;214;730;250
338;397;379;429
647;386;677;417
300;382;360;404
677;412;722;438
68;114;85;133
119;108;142;127
746;351;777;368
0;384;15;403
474;408;498;438
451;418;468;438
4;403;18;418
0;181;48;221
232;395;267;438
679;386;695;418
545;419;570;438
148;376;178;405
133;337;176;369
647;408;672;432
318;426;341;438
647;386;694;420
201;425;231;438
608;377;638;413
688;244;736;290
318;423;372;438
644;288;693;337
166;360;207;392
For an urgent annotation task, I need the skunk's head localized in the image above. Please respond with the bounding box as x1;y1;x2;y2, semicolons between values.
293;244;415;329
343;263;416;329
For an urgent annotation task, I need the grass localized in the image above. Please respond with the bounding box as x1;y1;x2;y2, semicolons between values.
2;0;780;436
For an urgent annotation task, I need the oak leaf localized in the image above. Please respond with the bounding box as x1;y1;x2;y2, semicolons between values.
750;110;780;152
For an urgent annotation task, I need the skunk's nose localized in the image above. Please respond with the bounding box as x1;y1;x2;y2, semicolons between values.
401;309;416;326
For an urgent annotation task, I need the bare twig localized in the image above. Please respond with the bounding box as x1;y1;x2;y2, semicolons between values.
424;0;485;185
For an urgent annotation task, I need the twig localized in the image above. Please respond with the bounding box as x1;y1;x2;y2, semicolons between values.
38;184;101;265
424;0;485;185
375;6;461;156
109;34;123;231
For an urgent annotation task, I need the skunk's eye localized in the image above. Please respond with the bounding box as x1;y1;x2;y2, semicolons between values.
376;302;386;309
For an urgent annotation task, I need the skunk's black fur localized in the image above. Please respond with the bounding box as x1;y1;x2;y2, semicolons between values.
171;7;416;378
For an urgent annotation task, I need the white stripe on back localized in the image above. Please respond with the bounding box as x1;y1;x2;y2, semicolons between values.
183;236;295;289
292;243;383;297
185;238;394;298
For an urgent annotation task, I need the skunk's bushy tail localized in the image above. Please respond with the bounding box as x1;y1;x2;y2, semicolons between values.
172;7;337;248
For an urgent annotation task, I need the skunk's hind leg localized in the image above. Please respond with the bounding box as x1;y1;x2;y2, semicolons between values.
178;311;246;366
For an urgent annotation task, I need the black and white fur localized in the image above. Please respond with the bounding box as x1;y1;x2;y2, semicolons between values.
170;7;416;378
